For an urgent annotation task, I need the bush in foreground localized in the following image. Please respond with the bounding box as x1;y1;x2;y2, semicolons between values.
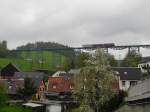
0;106;32;112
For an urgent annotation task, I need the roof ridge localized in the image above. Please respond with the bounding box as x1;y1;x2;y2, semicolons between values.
111;67;139;68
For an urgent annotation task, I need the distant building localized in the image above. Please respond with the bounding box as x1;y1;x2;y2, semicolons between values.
35;67;142;100
14;72;45;88
35;69;49;74
112;67;142;91
52;71;66;77
13;72;46;100
0;63;20;79
47;76;73;93
68;69;119;92
35;80;46;100
0;79;24;98
138;57;150;73
34;71;74;100
14;72;44;79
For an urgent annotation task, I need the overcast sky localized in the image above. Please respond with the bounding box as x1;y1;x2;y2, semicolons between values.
0;0;150;56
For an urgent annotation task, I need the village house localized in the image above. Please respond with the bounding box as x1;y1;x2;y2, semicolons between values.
138;56;150;73
42;76;73;100
69;69;119;92
0;63;47;100
34;71;74;100
112;67;142;91
14;72;45;87
0;63;20;79
35;80;46;100
69;68;141;91
14;72;44;79
47;76;73;93
0;79;24;99
14;72;47;100
52;71;67;77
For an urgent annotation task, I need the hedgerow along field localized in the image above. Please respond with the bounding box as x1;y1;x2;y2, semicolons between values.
0;51;66;71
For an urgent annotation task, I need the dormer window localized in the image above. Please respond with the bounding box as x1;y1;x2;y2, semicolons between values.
124;72;127;75
115;71;119;75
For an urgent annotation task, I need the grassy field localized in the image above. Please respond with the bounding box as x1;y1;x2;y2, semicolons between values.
0;51;66;71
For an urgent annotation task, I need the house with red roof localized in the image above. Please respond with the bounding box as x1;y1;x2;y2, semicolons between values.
47;76;73;93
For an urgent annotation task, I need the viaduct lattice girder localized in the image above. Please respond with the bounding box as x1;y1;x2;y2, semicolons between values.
12;44;150;52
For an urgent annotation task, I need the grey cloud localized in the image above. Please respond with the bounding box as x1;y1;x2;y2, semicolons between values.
0;0;149;49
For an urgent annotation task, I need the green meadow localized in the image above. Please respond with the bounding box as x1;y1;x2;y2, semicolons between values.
0;51;66;71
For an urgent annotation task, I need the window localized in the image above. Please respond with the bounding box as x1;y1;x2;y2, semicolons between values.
52;85;57;89
115;71;119;75
40;87;44;91
122;81;126;87
124;72;127;75
130;81;137;86
8;86;12;89
70;85;73;89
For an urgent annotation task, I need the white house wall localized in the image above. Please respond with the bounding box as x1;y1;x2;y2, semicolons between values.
119;79;140;91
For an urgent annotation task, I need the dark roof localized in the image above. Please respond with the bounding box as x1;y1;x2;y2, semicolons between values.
35;69;49;74
141;57;150;63
34;78;42;87
14;72;44;79
59;73;74;77
1;63;20;77
112;67;141;80
14;72;44;87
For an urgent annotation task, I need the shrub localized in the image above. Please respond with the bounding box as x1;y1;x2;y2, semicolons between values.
0;106;32;112
101;90;127;112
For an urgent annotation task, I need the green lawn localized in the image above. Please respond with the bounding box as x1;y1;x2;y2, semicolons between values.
0;51;66;71
0;106;32;112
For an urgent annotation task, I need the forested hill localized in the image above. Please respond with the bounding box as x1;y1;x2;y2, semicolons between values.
17;42;70;50
16;41;75;59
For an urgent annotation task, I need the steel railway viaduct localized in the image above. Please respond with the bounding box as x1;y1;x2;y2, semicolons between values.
12;43;150;54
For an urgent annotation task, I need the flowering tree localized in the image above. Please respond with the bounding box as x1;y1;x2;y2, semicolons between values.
73;49;115;112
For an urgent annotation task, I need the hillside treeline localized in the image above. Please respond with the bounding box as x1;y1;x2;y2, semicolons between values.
0;40;75;59
0;41;75;59
17;41;69;50
17;41;75;59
